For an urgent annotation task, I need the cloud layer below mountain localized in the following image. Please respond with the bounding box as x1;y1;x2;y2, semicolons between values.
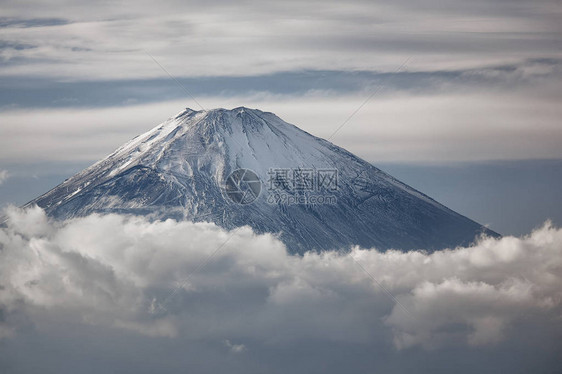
1;206;561;373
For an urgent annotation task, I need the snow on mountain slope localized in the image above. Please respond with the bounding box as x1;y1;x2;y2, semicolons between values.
26;107;499;253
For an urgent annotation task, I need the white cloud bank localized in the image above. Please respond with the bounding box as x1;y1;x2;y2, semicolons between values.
0;206;561;373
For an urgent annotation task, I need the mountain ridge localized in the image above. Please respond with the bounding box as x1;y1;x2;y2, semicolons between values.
25;106;499;253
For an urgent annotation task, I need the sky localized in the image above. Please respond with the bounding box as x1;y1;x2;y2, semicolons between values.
1;0;562;372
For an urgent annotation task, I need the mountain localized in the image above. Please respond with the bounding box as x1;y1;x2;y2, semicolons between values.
27;107;498;253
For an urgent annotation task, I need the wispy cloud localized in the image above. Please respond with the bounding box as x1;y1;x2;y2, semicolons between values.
0;206;561;372
0;17;69;28
2;85;562;164
2;58;560;109
0;170;9;185
0;0;560;80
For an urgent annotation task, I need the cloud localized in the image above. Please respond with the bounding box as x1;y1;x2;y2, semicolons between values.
0;0;560;80
0;206;561;373
0;170;9;185
0;17;69;28
2;58;561;110
2;85;562;164
224;339;247;353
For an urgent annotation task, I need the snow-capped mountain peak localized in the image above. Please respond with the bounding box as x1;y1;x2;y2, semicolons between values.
28;107;498;253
